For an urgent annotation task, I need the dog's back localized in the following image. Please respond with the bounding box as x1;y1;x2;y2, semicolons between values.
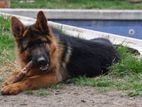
53;29;120;77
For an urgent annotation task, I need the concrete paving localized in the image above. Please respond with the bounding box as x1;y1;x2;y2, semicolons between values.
1;9;142;20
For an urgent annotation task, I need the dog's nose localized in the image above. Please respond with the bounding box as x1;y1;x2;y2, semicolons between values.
37;57;47;66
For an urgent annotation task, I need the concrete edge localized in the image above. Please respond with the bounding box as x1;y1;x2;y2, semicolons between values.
1;9;142;20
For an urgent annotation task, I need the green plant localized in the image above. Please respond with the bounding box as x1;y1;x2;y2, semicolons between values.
11;0;142;9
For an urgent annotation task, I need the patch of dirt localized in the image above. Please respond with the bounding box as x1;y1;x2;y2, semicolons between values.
0;85;142;107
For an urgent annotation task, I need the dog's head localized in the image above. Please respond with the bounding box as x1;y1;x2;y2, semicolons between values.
11;11;54;72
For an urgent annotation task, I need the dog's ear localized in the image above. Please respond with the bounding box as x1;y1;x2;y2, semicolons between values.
35;11;49;33
11;16;24;39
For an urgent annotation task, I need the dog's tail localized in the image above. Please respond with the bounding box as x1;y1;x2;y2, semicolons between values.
90;38;140;55
114;45;140;55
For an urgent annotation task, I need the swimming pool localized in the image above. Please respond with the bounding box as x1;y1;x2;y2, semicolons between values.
1;9;142;39
52;19;142;39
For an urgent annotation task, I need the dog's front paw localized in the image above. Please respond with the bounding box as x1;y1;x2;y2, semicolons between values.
1;81;13;88
1;84;21;95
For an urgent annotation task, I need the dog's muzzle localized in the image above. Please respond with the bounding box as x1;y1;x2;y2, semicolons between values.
37;56;49;71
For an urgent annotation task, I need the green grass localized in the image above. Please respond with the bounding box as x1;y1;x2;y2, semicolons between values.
11;0;142;9
25;88;49;96
1;16;142;97
24;84;64;96
0;16;15;66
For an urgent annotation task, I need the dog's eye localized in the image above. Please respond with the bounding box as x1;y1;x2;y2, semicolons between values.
39;41;47;46
26;46;32;51
43;42;47;46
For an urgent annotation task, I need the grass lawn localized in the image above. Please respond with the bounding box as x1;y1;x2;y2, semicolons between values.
0;17;15;65
11;0;142;9
0;16;142;96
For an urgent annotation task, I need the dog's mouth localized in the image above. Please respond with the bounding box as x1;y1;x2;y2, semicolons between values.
39;64;49;71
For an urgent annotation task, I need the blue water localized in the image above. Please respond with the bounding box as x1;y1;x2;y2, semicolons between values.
51;20;142;39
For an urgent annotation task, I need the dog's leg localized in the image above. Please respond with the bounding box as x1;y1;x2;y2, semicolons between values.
1;72;58;95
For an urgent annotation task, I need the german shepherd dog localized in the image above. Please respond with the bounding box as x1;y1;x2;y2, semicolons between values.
1;11;120;95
